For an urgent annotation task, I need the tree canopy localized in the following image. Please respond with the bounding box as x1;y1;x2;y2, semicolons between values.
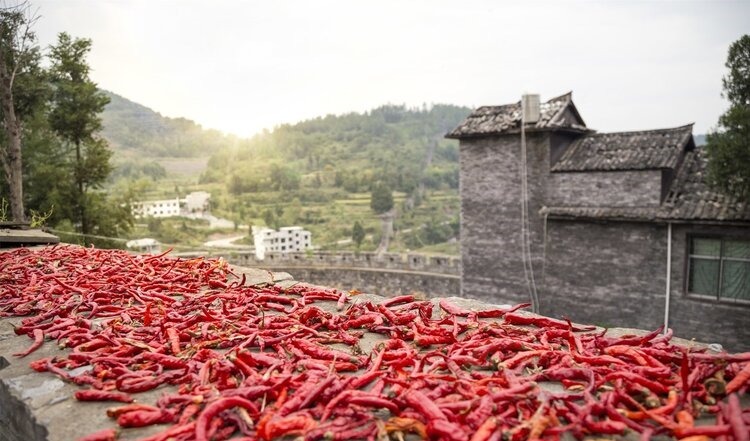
48;32;114;235
370;182;394;215
200;104;470;197
706;35;750;201
0;2;40;221
0;21;131;244
352;220;365;250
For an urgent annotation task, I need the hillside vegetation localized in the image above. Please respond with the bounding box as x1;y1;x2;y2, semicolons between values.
100;91;234;182
198;105;469;251
101;90;232;158
98;92;470;253
202;104;468;197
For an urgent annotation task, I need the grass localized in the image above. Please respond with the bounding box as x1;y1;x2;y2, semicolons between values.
413;241;460;255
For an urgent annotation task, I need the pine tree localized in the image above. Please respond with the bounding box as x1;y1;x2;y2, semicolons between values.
48;32;116;236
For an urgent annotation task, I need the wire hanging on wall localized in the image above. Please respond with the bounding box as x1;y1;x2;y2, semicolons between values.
520;97;540;313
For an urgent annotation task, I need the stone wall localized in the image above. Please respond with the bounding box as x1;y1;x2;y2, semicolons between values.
193;251;460;275
180;251;461;298
267;267;460;298
542;220;750;351
542;220;667;331
458;134;549;305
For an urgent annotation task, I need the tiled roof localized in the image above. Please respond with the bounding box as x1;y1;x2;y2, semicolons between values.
660;149;750;222
543;150;750;224
446;92;588;138
551;125;694;172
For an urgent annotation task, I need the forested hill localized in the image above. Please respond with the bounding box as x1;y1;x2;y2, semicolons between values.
100;90;231;158
200;104;472;196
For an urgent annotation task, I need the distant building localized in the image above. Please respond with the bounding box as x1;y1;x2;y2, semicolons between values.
447;92;750;351
183;191;210;214
253;226;312;259
131;198;181;218
131;192;212;219
126;238;161;254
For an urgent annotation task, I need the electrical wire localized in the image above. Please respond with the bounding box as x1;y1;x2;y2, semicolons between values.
520;99;540;313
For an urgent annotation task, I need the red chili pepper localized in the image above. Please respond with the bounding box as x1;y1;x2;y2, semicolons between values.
165;327;180;355
726;362;750;394
466;395;496;429
726;393;749;441
603;371;668;394
75;389;133;403
504;312;596;331
336;291;348;310
76;428;118;441
143;302;152;326
415;333;455;347
674;425;732;438
115;376;163;393
195;397;259;441
106;403;161;419
13;328;44;357
469;417;499;441
427;418;469;441
262;414;317;440
403;389;447;421
348;395;399;413
116;409;174;428
583;416;627;435
291;339;362;365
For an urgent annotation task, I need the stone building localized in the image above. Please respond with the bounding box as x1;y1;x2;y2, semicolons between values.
447;92;750;350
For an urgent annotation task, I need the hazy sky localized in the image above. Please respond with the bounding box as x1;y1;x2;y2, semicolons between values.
34;0;750;137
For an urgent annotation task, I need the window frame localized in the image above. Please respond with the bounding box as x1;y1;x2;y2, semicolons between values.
686;234;750;305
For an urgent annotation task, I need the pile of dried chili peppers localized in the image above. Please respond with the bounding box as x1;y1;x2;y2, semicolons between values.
1;245;749;441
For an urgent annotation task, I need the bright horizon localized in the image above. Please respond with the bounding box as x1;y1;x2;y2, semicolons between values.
34;0;750;138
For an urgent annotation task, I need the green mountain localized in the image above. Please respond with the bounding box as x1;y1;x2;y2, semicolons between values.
201;104;471;197
100;90;231;158
100;94;470;253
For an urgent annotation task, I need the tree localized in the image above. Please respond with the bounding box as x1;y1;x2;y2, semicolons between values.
48;32;113;235
371;182;395;254
262;208;276;229
0;2;40;221
352;220;365;250
706;35;750;201
370;182;394;214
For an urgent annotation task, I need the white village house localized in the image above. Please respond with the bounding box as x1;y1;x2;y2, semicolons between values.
125;238;161;254
253;226;312;259
131;191;211;219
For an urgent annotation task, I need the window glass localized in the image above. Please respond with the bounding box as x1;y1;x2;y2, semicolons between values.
688;258;719;296
721;260;750;301
691;238;720;256
725;240;750;259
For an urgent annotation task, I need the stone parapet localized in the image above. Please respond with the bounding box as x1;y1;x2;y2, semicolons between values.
179;250;461;275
